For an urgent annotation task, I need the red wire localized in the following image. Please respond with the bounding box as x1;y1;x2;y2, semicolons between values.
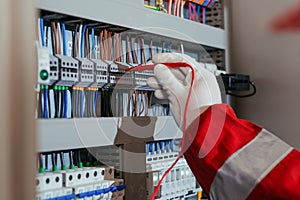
126;62;195;200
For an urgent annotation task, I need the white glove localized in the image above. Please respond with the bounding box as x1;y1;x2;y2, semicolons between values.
147;53;222;129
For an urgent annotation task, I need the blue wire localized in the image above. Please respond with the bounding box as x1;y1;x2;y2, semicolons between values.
149;142;154;154
159;141;165;153
42;87;45;118
94;90;98;114
165;140;170;152
92;28;96;59
81;24;87;58
170;140;174;152
61;23;67;56
44;87;49;118
203;0;210;7
63;88;67;118
155;142;160;154
40;18;45;47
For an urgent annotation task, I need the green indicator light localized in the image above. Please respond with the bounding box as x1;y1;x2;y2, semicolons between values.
85;162;91;167
62;165;67;171
70;164;75;170
40;69;49;81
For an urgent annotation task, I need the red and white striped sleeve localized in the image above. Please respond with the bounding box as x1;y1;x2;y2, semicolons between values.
183;104;300;200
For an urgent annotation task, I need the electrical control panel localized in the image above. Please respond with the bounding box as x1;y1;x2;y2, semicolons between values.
36;0;227;199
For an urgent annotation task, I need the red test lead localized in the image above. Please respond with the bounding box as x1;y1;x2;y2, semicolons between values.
125;62;193;72
126;62;195;200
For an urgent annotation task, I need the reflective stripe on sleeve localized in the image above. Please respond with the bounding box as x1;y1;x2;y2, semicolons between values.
209;129;293;200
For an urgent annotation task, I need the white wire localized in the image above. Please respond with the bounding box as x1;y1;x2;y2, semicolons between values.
56;22;63;55
67;90;72;118
78;24;83;58
180;43;184;53
49;89;55;118
181;0;185;18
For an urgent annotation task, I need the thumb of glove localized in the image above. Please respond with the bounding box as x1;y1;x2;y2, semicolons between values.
153;64;189;128
153;64;185;94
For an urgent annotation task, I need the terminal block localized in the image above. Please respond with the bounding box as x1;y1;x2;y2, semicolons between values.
76;58;95;87
135;70;154;87
106;61;134;87
49;55;59;85
90;59;109;88
55;55;79;86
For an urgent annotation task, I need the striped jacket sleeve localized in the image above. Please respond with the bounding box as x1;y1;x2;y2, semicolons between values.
183;104;300;200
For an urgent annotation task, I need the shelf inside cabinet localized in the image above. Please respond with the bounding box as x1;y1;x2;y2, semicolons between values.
37;0;227;49
37;117;119;152
37;116;182;152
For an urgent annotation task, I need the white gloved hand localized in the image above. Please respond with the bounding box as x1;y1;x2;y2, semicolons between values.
147;53;222;129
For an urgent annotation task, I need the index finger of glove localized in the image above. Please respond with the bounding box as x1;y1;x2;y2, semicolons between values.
152;53;197;76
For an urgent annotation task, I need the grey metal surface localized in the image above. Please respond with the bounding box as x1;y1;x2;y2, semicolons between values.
37;0;226;49
154;116;182;140
37;116;181;152
37;117;120;152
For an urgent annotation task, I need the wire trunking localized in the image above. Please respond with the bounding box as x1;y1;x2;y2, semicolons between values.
35;0;229;199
